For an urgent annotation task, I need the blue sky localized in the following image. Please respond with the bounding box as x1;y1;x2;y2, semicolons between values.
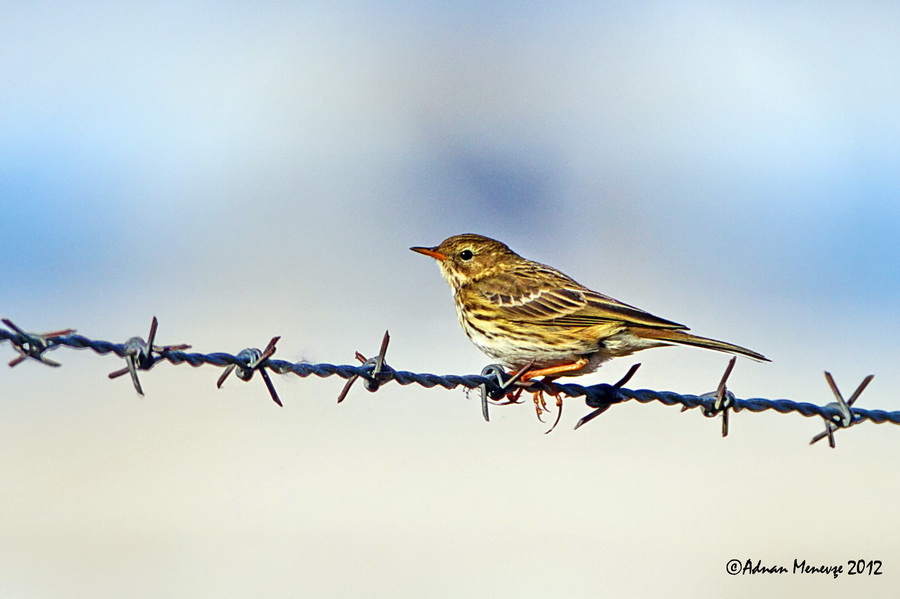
3;2;898;305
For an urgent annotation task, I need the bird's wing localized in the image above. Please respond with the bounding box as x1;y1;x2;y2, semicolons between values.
479;265;687;330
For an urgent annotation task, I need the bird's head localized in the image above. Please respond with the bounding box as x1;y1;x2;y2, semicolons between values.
411;234;519;290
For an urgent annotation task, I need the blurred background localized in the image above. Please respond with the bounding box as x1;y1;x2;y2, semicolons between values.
2;2;898;597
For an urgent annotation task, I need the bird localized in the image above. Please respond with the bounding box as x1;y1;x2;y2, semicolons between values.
411;233;768;430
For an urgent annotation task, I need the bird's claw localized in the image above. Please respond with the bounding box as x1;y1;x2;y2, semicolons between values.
542;383;565;435
532;391;549;422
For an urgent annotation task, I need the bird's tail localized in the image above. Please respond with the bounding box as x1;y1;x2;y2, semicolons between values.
637;328;770;362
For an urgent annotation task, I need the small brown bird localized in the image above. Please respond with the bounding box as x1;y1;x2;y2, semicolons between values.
411;234;768;427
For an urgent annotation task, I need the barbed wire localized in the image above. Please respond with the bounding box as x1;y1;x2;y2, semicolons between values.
2;317;896;446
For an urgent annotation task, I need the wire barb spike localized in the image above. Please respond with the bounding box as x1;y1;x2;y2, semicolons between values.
2;318;75;368
216;336;282;406
810;372;874;448
476;359;536;423
107;317;191;396
574;363;641;430
698;356;738;437
336;331;393;403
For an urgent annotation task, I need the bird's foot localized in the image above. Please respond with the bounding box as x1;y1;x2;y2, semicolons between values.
540;380;564;434
497;387;526;405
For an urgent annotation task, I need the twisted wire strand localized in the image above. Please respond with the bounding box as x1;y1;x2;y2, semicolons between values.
2;326;898;427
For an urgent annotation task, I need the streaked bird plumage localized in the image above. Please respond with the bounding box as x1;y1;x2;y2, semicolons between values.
411;233;768;380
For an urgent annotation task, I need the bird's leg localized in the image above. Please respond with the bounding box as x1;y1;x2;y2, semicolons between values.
516;358;588;428
518;358;589;381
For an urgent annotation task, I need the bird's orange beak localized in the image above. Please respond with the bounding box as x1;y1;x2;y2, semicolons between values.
410;246;449;261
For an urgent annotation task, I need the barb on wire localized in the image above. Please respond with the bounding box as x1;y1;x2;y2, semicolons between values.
336;330;394;403
107;316;191;395
694;356;737;437
216;336;283;406
477;359;536;422
2;319;75;368
810;372;875;448
1;319;897;445
574;363;641;430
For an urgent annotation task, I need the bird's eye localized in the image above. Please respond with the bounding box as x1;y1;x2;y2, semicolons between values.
459;249;474;261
